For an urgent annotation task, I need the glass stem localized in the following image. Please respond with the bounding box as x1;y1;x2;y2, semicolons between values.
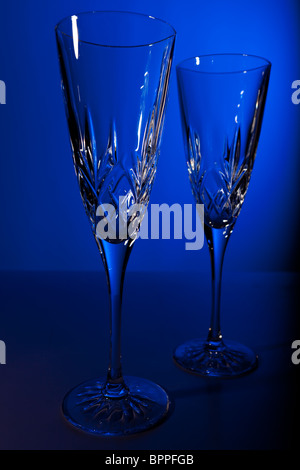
97;239;133;397
204;225;231;346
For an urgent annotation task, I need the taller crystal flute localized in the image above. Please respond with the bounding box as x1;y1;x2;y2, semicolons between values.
174;54;271;377
55;11;175;435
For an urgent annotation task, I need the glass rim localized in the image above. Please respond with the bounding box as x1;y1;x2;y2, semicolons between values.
176;53;272;75
55;10;176;48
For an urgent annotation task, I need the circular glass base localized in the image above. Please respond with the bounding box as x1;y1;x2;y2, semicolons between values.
62;376;170;436
173;338;258;378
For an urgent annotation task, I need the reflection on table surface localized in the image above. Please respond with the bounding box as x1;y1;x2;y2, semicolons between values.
0;270;298;450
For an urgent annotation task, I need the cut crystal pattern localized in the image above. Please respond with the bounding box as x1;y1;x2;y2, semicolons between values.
57;34;174;242
56;10;175;437
180;64;270;230
76;381;155;423
187;125;256;228
175;54;270;378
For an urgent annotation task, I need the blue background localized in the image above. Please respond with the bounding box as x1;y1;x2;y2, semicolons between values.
0;0;300;274
0;0;299;451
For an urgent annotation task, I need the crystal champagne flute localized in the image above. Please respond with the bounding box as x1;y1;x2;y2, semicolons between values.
174;54;271;377
55;10;175;435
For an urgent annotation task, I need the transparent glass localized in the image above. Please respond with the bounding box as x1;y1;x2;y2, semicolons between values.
174;54;271;377
55;11;176;435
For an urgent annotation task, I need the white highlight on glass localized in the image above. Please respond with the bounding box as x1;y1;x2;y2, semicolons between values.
71;15;79;60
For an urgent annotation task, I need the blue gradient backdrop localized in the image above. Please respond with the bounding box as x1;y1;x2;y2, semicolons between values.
0;0;299;273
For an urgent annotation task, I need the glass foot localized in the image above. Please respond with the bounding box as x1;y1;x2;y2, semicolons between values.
62;376;170;436
173;338;258;378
